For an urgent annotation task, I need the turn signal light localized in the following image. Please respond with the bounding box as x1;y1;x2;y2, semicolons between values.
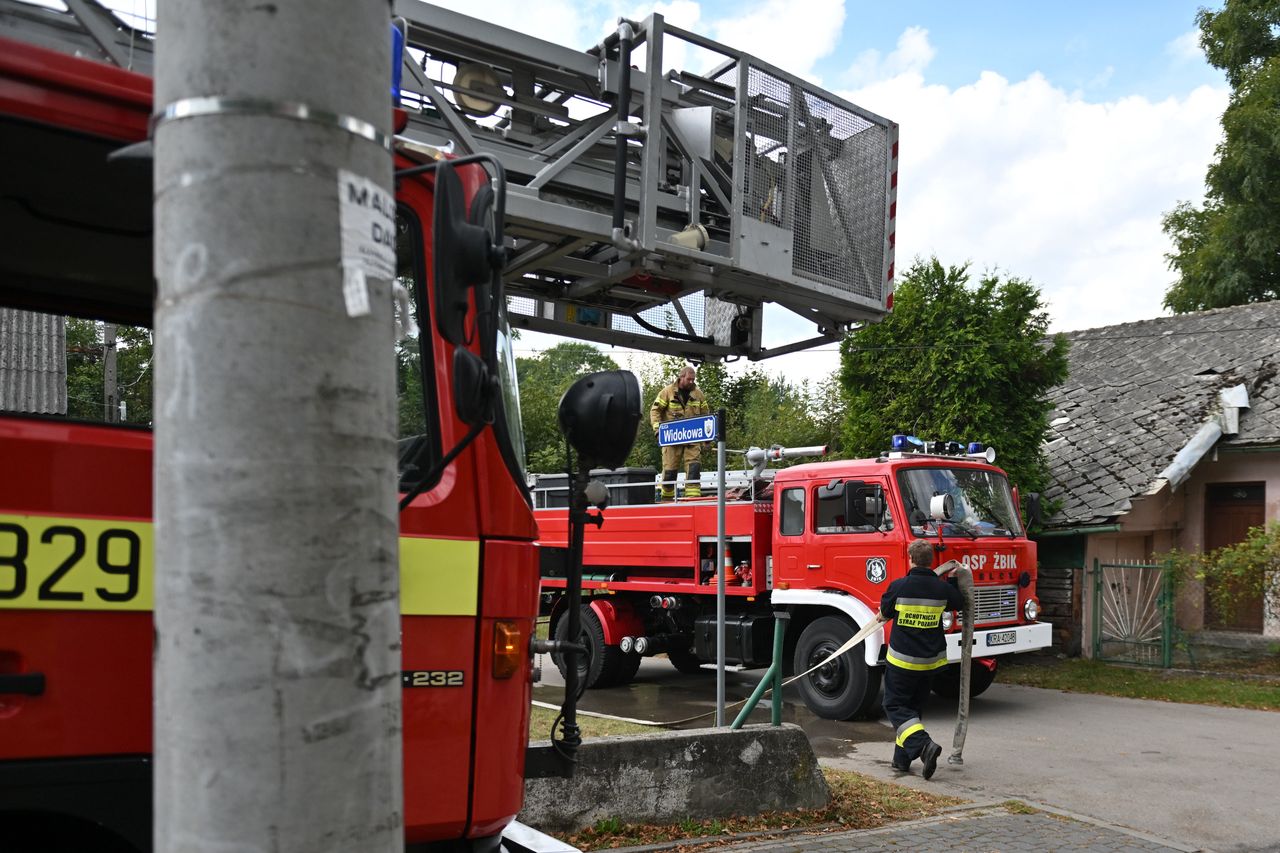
493;620;524;679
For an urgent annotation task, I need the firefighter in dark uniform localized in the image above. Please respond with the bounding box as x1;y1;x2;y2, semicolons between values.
880;538;966;778
649;365;710;500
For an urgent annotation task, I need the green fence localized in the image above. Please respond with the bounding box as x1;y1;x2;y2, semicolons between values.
1091;559;1175;667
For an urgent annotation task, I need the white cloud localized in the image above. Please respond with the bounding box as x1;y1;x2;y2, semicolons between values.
839;67;1227;336
846;25;936;86
1167;29;1204;63
1088;65;1115;89
709;0;845;79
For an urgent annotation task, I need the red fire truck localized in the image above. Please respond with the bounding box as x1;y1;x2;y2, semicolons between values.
0;4;628;851
536;441;1053;719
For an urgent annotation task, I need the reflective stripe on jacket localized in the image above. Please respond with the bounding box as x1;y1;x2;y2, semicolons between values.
881;565;965;671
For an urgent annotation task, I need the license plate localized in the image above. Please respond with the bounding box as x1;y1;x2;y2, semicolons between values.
986;631;1016;647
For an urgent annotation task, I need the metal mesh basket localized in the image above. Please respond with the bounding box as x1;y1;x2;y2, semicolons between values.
742;65;889;302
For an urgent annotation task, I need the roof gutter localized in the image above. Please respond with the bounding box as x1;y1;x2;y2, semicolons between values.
1154;383;1250;491
1036;524;1122;538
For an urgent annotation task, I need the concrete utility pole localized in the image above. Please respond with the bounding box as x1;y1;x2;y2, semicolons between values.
152;2;401;851
102;322;117;422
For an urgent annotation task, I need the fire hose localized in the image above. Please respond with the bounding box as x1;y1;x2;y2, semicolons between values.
538;560;971;730
949;564;974;766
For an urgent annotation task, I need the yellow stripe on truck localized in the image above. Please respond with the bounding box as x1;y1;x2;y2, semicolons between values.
0;513;153;611
400;535;478;616
0;513;478;616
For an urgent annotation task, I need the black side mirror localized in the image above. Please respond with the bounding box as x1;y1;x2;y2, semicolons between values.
844;481;885;528
433;161;499;344
1027;492;1044;528
558;370;642;469
453;348;494;426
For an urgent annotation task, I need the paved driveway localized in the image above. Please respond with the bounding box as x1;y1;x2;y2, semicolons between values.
534;658;1280;852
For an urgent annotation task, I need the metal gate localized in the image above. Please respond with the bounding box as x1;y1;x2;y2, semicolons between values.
1092;560;1174;667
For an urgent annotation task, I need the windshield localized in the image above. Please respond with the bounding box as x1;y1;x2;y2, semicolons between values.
897;467;1023;538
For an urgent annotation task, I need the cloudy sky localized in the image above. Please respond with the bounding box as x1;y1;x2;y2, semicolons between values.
426;0;1228;379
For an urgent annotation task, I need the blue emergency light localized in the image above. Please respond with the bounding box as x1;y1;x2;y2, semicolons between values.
890;434;927;452
390;19;406;106
890;434;994;459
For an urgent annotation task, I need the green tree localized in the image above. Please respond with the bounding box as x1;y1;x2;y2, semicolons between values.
517;341;620;472
65;319;154;424
622;356;838;472
838;258;1069;508
1162;0;1280;311
397;335;425;438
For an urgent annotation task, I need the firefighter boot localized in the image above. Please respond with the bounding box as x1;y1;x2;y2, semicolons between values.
921;739;943;780
684;462;702;498
660;470;678;501
891;744;911;772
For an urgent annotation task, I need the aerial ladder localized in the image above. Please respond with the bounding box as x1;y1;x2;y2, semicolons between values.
0;0;897;362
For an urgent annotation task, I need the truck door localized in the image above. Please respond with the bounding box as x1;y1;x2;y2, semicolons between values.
815;477;895;595
773;485;808;587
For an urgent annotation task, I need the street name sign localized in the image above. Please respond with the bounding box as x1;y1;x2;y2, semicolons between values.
657;413;720;446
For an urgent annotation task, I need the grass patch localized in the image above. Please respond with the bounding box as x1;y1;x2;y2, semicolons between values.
563;767;964;851
1001;800;1039;815
528;703;655;741
1000;658;1280;711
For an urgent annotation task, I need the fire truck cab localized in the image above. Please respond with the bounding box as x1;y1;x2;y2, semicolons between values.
536;440;1053;720
0;4;548;851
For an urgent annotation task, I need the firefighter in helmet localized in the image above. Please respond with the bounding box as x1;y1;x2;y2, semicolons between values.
649;365;710;501
879;538;966;779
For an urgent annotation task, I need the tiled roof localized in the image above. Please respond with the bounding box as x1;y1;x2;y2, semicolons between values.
1044;300;1280;528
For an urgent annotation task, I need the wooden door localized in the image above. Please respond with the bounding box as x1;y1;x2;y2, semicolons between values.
1203;482;1264;633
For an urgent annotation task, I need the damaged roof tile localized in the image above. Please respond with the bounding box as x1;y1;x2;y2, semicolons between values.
1043;301;1280;529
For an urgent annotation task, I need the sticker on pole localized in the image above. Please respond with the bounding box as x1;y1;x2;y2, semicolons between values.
338;169;396;316
658;413;719;446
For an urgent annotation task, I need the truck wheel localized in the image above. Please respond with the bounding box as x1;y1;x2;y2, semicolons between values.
667;645;707;675
552;605;625;689
931;659;998;698
793;616;881;720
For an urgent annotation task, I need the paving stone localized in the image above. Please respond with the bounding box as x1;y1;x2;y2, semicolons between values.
696;808;1192;853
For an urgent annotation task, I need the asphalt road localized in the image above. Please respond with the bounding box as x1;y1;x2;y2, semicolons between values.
533;656;1280;853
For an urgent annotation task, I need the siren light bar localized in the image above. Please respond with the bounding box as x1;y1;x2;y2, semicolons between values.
888;434;996;463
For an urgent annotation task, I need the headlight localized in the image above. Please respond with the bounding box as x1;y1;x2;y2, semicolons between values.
1024;598;1039;621
941;611;954;630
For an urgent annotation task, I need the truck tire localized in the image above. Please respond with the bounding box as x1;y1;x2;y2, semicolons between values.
932;659;997;698
667;645;707;675
607;650;642;687
793;616;882;720
552;605;626;689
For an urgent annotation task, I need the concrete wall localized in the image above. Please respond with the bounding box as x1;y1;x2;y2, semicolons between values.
521;725;830;833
